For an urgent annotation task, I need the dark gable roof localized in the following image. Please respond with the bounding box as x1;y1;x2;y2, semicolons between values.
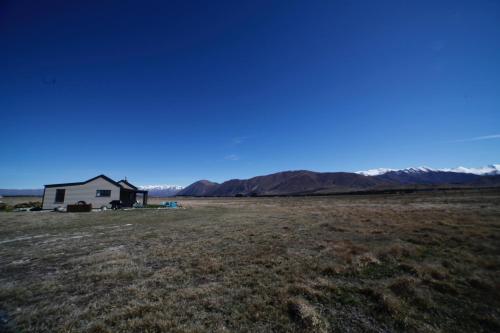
118;179;138;190
44;174;123;188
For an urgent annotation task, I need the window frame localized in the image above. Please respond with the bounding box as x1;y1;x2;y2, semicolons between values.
54;189;65;203
96;189;111;197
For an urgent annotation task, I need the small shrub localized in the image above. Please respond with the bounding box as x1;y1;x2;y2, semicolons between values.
466;277;493;291
398;263;418;276
361;288;403;316
389;277;416;297
287;283;324;301
313;277;337;294
378;243;415;261
472;313;500;331
13;201;41;209
87;322;112;333
358;262;400;279
287;297;327;332
320;264;347;276
420;265;448;280
424;279;458;295
352;252;380;270
430;269;447;281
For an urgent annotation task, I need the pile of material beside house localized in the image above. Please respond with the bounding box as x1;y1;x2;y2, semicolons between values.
67;202;92;212
160;201;178;208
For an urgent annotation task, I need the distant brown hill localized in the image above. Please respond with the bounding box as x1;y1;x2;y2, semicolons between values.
177;170;394;196
176;170;500;197
176;180;219;196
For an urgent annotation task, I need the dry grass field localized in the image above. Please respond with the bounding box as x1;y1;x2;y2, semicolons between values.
0;196;42;206
1;191;499;332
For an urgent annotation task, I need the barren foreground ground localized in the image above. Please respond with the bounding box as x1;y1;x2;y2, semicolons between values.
1;191;499;332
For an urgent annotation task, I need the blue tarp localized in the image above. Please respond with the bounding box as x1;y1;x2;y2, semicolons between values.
160;201;178;208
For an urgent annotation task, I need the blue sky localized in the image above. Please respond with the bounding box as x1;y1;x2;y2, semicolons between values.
1;0;499;188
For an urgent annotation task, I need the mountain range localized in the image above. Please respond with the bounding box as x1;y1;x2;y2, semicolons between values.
2;165;499;198
357;165;500;176
0;189;44;197
177;164;500;197
137;185;184;197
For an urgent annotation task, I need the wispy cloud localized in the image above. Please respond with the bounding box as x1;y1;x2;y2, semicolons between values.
224;154;240;161
232;136;248;145
454;134;500;142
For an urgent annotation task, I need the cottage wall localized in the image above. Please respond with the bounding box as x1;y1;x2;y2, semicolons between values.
42;177;121;210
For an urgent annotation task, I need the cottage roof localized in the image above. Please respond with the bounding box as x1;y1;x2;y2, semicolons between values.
44;174;124;188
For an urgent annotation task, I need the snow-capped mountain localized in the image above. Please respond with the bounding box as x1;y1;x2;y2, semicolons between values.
357;168;398;176
357;165;500;176
138;185;184;197
440;165;500;175
357;167;437;176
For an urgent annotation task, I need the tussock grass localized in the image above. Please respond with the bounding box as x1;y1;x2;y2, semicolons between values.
287;297;328;332
1;190;500;332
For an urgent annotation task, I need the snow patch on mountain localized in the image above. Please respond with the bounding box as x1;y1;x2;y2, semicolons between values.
357;167;435;176
138;185;184;190
357;164;500;176
138;184;185;197
440;165;500;175
357;168;396;176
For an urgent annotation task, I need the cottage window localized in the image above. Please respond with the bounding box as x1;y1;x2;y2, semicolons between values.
55;189;65;203
96;190;111;197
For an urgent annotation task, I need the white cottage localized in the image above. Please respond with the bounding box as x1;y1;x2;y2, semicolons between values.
42;175;148;210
